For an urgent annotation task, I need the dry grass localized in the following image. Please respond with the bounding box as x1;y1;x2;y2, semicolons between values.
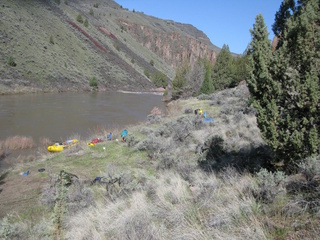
64;170;268;240
150;107;162;115
3;136;35;150
166;100;184;116
39;137;53;147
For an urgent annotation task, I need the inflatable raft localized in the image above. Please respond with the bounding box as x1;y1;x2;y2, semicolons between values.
47;139;79;152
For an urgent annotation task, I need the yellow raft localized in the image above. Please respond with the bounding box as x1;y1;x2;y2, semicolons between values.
47;139;79;152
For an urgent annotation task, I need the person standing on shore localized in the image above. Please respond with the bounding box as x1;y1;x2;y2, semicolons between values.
121;129;127;142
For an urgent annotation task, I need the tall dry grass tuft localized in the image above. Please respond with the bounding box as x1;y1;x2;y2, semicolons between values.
65;170;268;240
166;100;183;116
4;136;35;150
39;137;53;147
150;106;162;115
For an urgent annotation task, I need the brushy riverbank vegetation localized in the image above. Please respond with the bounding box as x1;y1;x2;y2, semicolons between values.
0;84;319;239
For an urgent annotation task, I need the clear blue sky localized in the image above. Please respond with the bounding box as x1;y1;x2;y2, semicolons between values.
115;0;283;54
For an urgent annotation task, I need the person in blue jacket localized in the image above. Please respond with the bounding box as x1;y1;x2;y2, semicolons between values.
108;132;112;140
121;129;127;142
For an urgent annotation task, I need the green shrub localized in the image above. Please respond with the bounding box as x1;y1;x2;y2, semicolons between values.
49;35;54;44
53;0;60;5
76;14;83;23
89;9;94;16
254;168;287;203
7;56;16;67
89;77;98;89
144;68;150;78
64;0;68;5
150;59;154;66
284;156;320;214
151;71;168;88
93;3;99;8
114;44;120;51
84;19;88;27
131;58;135;64
0;215;16;239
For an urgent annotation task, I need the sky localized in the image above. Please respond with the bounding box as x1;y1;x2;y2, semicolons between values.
115;0;284;54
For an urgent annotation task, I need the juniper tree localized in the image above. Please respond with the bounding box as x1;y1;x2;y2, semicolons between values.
248;1;320;169
231;55;249;87
272;0;296;37
199;60;214;94
212;44;234;90
247;14;281;157
273;0;320;163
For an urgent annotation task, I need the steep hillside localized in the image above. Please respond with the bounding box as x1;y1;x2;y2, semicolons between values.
0;0;220;94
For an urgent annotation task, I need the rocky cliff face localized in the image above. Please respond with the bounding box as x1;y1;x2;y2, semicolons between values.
120;19;218;69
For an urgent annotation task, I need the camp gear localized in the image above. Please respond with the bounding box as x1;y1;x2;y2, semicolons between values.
87;138;103;146
195;109;203;115
204;118;214;123
47;139;79;152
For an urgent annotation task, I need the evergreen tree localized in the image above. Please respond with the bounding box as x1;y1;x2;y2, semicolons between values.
248;1;320;169
212;44;234;90
272;0;296;37
199;60;214;94
231;55;249;87
151;71;168;88
274;0;320;163
172;60;190;99
247;14;282;154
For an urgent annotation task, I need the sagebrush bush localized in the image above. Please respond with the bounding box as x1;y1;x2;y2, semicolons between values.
156;152;178;170
76;14;83;23
66;180;95;215
184;108;193;114
136;134;171;155
7;56;16;67
102;163;145;201
284;156;320;215
197;93;210;100
254;168;287;204
146;114;162;125
140;127;154;136
126;135;140;147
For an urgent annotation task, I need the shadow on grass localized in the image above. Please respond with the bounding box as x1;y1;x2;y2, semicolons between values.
198;135;274;173
0;171;9;194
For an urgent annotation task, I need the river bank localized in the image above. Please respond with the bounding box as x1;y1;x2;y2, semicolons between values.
1;85;319;239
